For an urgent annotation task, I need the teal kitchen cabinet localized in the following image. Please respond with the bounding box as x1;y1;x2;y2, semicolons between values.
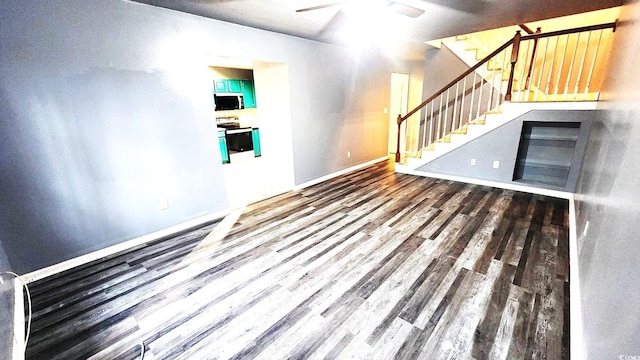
218;129;230;164
214;79;257;108
241;80;257;108
214;79;228;93
251;128;261;157
214;79;242;93
228;79;242;93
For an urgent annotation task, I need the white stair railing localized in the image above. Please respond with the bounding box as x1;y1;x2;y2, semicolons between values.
395;21;617;163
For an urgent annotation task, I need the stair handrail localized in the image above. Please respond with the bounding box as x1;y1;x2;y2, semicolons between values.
395;37;514;162
519;21;616;42
395;20;617;163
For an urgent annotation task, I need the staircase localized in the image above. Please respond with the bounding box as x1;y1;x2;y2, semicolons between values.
396;21;616;172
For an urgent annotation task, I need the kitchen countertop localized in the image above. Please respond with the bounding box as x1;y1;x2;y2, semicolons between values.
215;116;259;131
218;126;253;132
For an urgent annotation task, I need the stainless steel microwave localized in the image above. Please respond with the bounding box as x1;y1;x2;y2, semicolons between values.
214;93;244;111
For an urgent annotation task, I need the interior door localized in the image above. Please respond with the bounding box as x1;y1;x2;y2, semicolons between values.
389;73;410;154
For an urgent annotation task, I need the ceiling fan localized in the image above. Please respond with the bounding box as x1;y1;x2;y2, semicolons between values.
296;1;425;18
295;0;487;42
296;0;488;17
296;1;428;41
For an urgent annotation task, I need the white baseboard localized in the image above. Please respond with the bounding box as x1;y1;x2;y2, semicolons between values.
13;278;24;360
294;156;388;190
568;198;585;359
395;166;574;200
21;209;230;284
398;165;584;357
24;157;391;284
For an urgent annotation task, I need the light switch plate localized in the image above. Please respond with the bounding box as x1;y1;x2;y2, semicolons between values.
492;160;500;169
470;158;476;166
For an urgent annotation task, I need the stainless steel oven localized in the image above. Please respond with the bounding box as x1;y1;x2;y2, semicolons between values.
225;128;253;152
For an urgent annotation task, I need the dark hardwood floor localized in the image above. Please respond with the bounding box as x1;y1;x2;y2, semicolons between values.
25;160;570;359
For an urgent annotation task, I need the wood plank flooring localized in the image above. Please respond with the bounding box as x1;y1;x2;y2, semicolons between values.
25;160;570;359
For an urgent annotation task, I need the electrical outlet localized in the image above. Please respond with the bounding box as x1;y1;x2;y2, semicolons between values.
384;108;388;114
160;198;169;210
347;151;351;158
470;158;476;166
492;160;500;169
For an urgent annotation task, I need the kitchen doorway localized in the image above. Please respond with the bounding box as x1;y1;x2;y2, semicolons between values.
211;60;295;208
388;73;410;156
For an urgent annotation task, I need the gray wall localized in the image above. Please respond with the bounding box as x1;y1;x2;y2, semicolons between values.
575;0;640;358
0;0;401;274
423;45;470;97
415;110;593;193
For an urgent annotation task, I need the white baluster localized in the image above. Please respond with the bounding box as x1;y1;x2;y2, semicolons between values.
517;40;531;101
563;32;581;100
469;71;477;123
554;34;570;99
585;29;604;96
453;82;459;131
477;65;485;121
574;30;592;98
437;94;443;141
460;76;467;129
445;88;450;136
536;37;550;101
429;101;434;147
545;37;560;100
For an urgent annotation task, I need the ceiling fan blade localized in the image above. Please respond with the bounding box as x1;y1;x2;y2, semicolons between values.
387;2;425;18
297;1;425;18
296;2;348;13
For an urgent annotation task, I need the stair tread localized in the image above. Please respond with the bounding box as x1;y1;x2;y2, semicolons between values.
410;24;605;169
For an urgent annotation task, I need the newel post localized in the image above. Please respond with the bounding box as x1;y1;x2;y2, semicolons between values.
395;114;402;163
505;30;521;101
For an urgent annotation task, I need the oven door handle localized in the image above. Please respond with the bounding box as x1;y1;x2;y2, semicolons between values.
226;128;252;135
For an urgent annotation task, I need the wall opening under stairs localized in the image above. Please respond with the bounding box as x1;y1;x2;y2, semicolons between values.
412;109;594;193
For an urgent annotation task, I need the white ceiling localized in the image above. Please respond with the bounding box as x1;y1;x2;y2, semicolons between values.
132;0;622;59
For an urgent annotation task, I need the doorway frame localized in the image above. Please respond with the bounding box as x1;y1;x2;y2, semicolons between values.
389;73;410;155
